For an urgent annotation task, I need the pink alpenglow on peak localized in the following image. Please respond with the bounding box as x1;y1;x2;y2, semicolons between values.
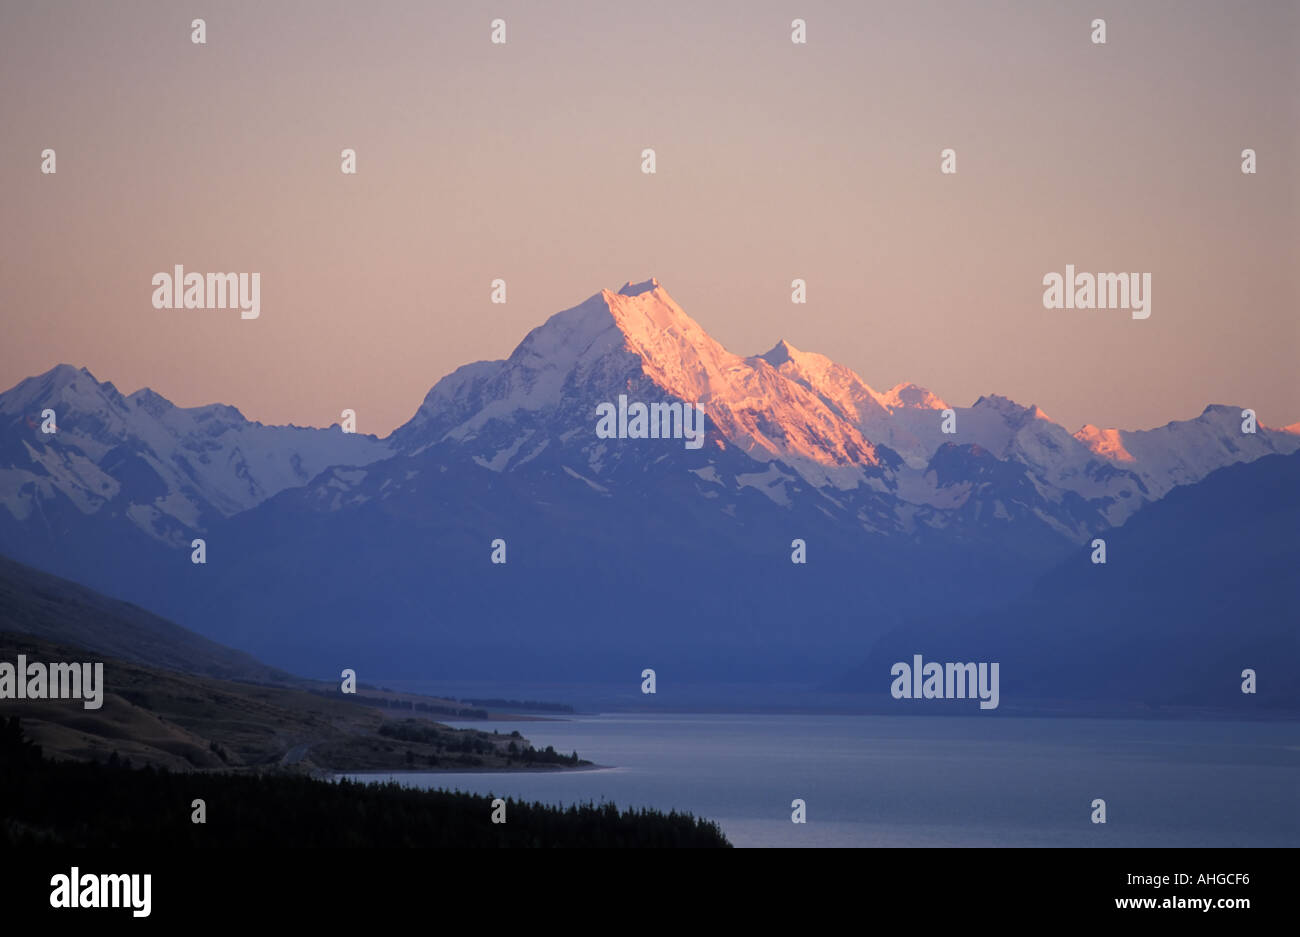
618;278;661;297
355;279;1300;511
596;284;883;470
1074;425;1137;462
879;383;948;412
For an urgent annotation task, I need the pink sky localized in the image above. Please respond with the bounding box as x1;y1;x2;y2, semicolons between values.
1;0;1295;435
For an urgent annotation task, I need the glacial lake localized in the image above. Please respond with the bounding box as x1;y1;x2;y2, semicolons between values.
346;713;1300;847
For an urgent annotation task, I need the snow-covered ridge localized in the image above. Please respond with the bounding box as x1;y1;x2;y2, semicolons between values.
386;280;1298;525
0;364;391;542
1072;404;1300;498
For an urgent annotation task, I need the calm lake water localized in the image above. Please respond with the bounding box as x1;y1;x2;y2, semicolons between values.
346;713;1300;847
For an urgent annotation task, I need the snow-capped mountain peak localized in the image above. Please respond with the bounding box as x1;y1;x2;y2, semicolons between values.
757;338;799;366
387;280;1298;516
878;382;948;412
397;283;885;474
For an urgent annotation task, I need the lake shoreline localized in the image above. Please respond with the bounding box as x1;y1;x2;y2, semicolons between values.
338;762;616;779
387;711;1300;848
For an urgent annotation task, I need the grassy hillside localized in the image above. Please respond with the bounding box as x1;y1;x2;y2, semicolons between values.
0;552;567;720
0;632;586;773
0;553;286;683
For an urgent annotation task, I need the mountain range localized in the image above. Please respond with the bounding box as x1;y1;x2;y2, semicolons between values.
1;279;1295;698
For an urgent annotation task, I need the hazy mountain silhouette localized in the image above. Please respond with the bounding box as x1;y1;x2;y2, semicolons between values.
841;452;1300;710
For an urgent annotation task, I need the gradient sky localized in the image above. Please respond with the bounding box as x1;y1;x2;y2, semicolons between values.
1;0;1296;435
